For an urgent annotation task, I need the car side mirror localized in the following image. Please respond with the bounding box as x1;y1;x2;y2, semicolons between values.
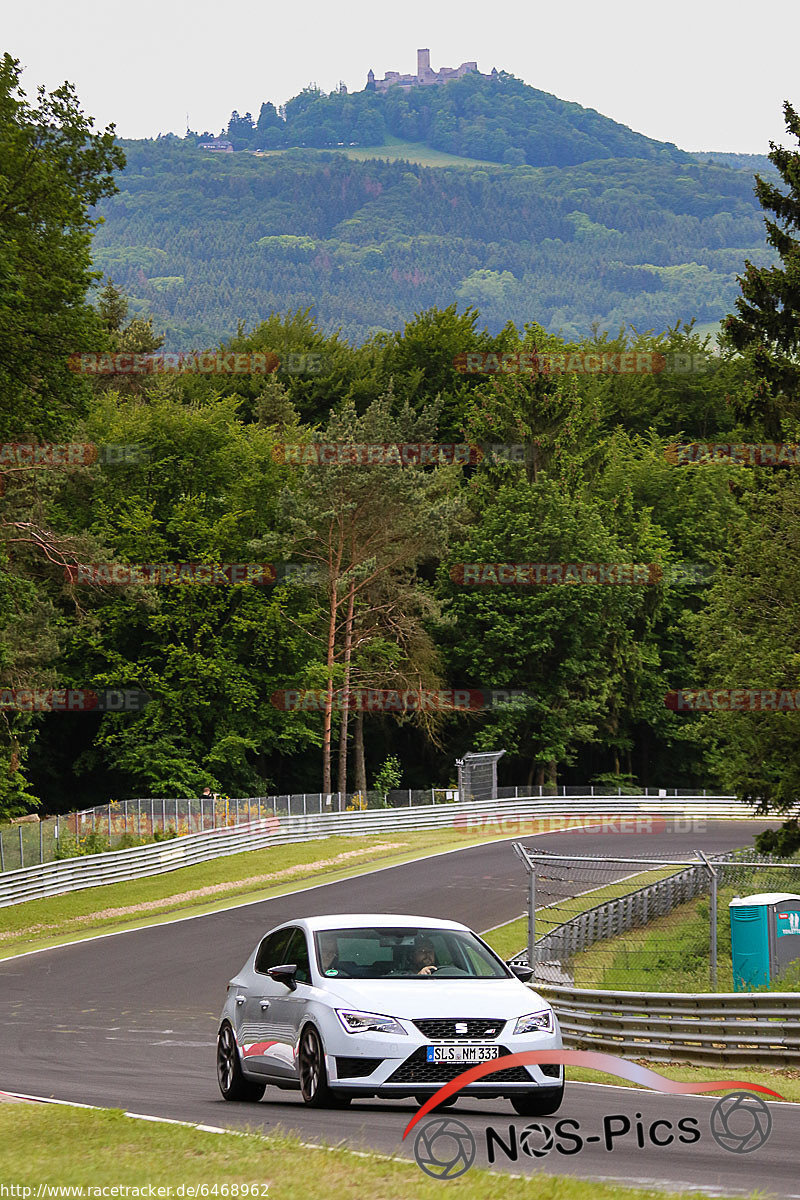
268;962;298;991
509;964;533;982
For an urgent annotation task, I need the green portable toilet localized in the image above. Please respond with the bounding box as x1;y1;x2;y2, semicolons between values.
729;892;800;991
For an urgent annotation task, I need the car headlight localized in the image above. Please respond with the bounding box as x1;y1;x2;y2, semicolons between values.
514;1008;554;1035
335;1009;408;1036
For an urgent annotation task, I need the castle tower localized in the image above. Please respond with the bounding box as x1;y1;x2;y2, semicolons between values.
366;67;376;91
417;48;431;79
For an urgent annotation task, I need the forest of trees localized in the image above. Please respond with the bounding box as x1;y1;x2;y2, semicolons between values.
4;52;800;824
92;138;774;349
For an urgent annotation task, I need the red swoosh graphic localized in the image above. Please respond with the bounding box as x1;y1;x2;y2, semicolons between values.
241;1041;277;1057
402;1049;785;1139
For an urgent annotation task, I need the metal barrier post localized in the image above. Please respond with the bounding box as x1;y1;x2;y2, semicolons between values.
0;830;4;871
512;842;536;974
39;819;43;864
18;826;23;869
528;861;535;970
697;850;719;991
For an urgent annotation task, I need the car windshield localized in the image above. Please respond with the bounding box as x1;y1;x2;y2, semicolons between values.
313;926;510;980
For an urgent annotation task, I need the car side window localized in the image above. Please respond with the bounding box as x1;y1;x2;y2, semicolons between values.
255;927;293;974
285;928;311;984
461;941;505;977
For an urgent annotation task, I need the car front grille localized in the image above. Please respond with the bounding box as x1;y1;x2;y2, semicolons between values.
412;1018;504;1040
335;1057;383;1078
386;1047;530;1085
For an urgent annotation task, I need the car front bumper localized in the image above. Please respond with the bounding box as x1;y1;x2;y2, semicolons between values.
324;1028;563;1096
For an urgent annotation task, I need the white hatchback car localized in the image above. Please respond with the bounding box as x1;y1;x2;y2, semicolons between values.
216;913;564;1115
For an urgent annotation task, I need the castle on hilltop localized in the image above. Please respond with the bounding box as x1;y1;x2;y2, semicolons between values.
366;48;494;94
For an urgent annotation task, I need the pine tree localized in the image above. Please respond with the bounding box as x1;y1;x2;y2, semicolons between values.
723;102;800;436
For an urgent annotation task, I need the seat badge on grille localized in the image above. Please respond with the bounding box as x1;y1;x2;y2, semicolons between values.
455;1023;468;1034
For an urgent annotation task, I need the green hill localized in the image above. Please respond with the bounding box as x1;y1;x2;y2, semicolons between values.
92;137;773;348
220;71;690;170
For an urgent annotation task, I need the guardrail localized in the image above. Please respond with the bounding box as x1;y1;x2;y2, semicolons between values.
72;784;726;832
3;783;726;871
534;983;800;1067
0;792;756;908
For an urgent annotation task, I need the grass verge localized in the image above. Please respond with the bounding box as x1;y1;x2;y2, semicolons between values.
0;1099;747;1198
482;880;800;1104
569;881;800;994
564;1060;800;1102
0;822;581;959
569;895;726;991
256;136;501;169
482;866;676;961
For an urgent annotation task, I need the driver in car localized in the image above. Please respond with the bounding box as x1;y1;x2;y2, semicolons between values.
412;936;438;975
318;933;340;974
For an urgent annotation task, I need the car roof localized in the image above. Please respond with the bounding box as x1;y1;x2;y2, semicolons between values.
270;914;471;934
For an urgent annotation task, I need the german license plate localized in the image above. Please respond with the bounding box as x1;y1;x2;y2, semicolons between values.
426;1044;500;1063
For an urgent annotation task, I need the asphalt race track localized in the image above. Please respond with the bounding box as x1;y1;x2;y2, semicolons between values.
1;822;797;1196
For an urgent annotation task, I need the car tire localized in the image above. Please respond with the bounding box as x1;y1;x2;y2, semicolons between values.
217;1023;266;1102
298;1025;345;1108
510;1084;564;1116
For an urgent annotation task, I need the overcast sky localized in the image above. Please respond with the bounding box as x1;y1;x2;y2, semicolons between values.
3;0;797;153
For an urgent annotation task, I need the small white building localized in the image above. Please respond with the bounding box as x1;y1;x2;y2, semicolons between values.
198;138;234;153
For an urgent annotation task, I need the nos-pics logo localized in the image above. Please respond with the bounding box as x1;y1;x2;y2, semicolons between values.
405;1051;781;1180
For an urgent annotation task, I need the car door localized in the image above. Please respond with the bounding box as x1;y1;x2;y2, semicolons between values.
265;927;314;1081
238;927;293;1078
